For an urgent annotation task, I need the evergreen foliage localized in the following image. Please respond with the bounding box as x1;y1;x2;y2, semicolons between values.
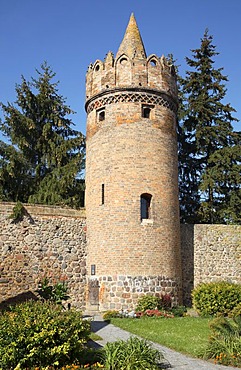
178;30;240;224
0;62;85;208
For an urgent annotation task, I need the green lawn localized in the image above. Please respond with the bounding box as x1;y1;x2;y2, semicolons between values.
110;316;211;358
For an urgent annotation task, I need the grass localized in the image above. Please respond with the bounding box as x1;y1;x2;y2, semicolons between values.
110;316;212;358
89;331;103;341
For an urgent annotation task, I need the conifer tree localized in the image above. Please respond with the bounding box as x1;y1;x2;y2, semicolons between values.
0;62;85;207
179;30;240;223
167;54;201;223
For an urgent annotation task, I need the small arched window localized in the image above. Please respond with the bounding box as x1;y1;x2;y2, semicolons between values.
140;193;152;220
97;108;105;122
120;57;128;65
150;59;157;67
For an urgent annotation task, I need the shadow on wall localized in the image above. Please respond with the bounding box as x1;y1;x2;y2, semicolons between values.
180;224;194;307
0;290;39;311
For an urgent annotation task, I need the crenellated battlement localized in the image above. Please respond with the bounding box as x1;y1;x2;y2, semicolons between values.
85;53;177;104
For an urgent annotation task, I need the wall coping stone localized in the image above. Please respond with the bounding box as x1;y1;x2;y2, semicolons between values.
0;202;86;219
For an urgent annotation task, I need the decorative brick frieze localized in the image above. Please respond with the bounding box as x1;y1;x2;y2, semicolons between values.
85;88;177;115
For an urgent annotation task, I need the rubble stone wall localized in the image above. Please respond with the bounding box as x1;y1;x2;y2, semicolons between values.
0;202;87;309
181;224;241;305
1;202;241;309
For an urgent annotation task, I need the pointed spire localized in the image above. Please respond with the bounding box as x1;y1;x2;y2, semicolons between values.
116;13;146;60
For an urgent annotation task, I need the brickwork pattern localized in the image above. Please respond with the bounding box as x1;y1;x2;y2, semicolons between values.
85;14;182;310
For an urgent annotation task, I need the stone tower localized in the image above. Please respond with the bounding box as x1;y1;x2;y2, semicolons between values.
85;14;182;311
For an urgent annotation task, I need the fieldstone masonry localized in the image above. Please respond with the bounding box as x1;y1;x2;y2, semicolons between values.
0;202;241;308
0;202;87;309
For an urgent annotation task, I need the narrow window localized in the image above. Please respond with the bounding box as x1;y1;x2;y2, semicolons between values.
140;193;152;220
142;104;154;119
98;109;105;122
101;184;105;205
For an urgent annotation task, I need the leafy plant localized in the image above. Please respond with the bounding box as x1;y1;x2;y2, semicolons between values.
102;310;120;320
203;316;241;367
102;336;162;370
229;302;241;318
37;275;69;304
0;300;90;369
160;293;172;310
192;281;241;316
171;305;187;317
135;295;161;312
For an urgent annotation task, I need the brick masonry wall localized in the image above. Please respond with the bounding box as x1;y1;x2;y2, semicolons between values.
85;102;183;310
0;202;87;309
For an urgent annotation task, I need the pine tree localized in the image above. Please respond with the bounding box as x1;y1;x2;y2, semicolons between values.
0;62;85;207
179;29;240;223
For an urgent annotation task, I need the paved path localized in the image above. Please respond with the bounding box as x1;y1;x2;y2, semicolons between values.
89;315;238;370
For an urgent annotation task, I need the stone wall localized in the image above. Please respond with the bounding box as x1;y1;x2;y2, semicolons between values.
1;202;241;309
181;224;241;306
0;202;87;309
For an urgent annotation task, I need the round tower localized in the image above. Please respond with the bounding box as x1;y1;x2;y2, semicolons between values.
85;14;182;311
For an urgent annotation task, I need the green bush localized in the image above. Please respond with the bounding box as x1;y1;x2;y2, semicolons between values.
102;310;120;320
192;281;241;316
37;275;69;304
228;302;241;318
102;336;162;370
171;305;187;317
135;295;160;312
203;316;241;367
0;300;90;369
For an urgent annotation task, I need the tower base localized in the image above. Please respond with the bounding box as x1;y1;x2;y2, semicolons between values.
86;275;182;312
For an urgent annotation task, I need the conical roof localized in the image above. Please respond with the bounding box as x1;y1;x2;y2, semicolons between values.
116;13;146;60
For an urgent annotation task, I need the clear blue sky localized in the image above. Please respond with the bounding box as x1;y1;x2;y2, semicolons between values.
1;0;241;135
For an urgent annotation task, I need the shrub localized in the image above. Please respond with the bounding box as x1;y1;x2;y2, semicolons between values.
135;294;173;313
171;305;187;317
160;293;172;310
203;316;241;367
228;302;241;318
103;310;120;320
102;336;162;370
37;275;69;304
192;281;241;316
135;295;160;312
0;300;90;369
